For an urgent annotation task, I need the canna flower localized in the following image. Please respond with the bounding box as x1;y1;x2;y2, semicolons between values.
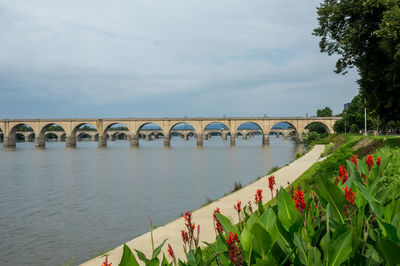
181;211;199;250
102;255;112;266
376;157;382;166
167;244;176;265
234;200;242;213
366;155;374;171
362;173;368;184
181;230;189;244
293;189;306;214
213;208;223;234
351;155;358;169
225;231;244;266
268;175;276;190
343;186;356;205
338;165;349;184
254;189;263;204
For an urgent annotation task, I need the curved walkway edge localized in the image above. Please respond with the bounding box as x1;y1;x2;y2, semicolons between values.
81;144;325;266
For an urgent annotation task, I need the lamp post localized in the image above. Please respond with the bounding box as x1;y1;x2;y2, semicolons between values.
364;98;367;136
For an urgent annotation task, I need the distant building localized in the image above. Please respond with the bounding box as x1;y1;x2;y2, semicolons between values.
344;103;350;110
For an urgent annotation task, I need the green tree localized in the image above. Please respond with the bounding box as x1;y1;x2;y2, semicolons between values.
316;107;333;117
314;0;400;123
350;123;359;133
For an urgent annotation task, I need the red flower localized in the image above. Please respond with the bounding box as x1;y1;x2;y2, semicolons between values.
377;157;382;166
254;189;263;204
102;255;112;266
351;155;358;169
343;186;356;205
213;208;223;234
181;230;189;244
338;165;349;184
268;175;276;190
362;173;368;184
225;231;244;266
293;189;306;213
167;244;175;259
366;155;374;171
234;200;242;213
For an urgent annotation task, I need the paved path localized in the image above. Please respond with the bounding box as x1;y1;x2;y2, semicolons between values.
82;145;325;266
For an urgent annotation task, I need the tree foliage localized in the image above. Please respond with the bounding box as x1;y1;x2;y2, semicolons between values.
316;107;333;117
314;0;400;123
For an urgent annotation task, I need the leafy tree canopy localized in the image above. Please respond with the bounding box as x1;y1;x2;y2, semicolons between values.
314;0;400;123
316;107;333;117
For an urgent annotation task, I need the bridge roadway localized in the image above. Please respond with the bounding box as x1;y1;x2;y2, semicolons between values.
0;117;338;148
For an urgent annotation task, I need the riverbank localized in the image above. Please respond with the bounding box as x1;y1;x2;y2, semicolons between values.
81;144;325;266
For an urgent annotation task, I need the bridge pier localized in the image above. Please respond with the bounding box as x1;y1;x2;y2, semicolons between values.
284;133;288;140
262;134;270;145
203;134;208;140
130;134;139;147
35;135;46;148
230;134;236;146
184;134;189;141
146;134;151;141
3;136;16;147
197;134;203;146
296;132;303;143
164;135;170;146
66;136;77;148
243;134;247;140
98;135;107;148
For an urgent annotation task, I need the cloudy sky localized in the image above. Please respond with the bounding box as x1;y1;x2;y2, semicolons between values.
0;0;359;118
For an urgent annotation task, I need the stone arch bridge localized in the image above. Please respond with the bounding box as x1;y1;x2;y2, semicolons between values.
0;117;339;148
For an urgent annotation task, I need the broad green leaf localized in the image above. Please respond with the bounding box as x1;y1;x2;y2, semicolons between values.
259;208;278;242
257;199;265;215
275;217;294;255
240;212;258;252
365;243;383;264
147;258;160;266
357;159;369;176
134;249;149;263
377;237;400;266
329;231;352;266
119;244;140;266
377;218;400;244
251;223;273;259
152;239;167;259
186;250;196;265
294;232;308;265
354;182;383;218
308;247;322;266
319;231;330;263
214;213;239;235
277;187;301;230
160;254;169;266
316;178;347;224
346;160;364;184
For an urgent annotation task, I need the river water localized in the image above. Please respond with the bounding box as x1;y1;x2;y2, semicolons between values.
0;136;303;265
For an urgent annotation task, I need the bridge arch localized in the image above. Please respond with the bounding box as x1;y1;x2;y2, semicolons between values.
6;123;35;147
133;122;164;146
167;122;195;146
70;123;98;148
104;123;129;144
45;132;58;141
235;121;264;145
270;121;300;142
304;121;331;134
202;122;229;142
0;127;3;143
37;123;66;148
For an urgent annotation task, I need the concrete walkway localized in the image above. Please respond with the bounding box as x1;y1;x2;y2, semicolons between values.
82;145;325;266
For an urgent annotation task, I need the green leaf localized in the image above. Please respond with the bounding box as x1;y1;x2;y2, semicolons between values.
377;237;400;266
251;223;273;259
354;182;383;218
152;239;167;259
294;232;308;265
214;213;239;235
257;199;265;215
240;213;257;264
319;231;330;263
134;249;150;263
316;177;347;224
147;258;160;266
377;218;400;244
186;250;196;265
329;231;352;266
277;187;301;230
160;254;169;266
308;247;322;266
119;244;140;266
346;160;364;184
259;208;278;243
